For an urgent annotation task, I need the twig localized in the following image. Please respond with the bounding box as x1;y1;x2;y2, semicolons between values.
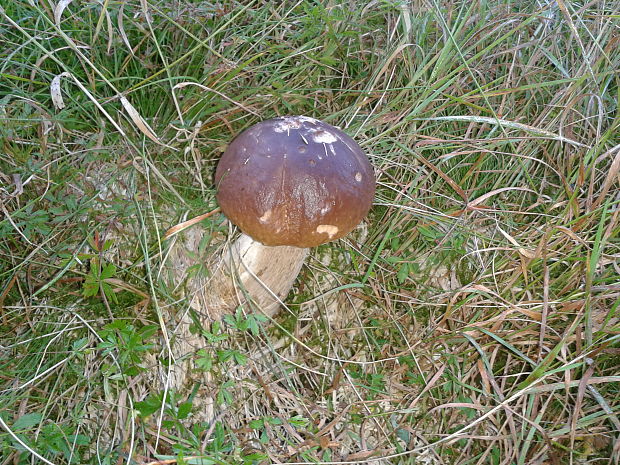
163;208;221;240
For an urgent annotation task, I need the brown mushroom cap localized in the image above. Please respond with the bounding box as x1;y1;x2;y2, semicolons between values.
215;116;375;247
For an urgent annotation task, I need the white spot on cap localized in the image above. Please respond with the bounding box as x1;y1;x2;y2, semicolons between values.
259;210;272;223
312;130;337;144
273;119;301;133
272;115;318;133
298;115;319;124
355;172;362;182
316;224;339;238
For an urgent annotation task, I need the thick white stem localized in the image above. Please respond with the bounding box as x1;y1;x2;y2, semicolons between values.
169;229;308;320
160;226;308;398
215;233;309;318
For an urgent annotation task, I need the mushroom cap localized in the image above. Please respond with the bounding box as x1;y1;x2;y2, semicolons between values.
215;116;375;247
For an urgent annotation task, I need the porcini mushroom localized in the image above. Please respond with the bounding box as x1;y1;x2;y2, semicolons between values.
163;115;374;395
211;115;375;316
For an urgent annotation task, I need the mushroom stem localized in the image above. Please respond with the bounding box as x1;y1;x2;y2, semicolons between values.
168;226;308;320
205;232;309;319
162;226;308;393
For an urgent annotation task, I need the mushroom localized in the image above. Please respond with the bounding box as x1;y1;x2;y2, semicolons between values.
209;115;375;318
162;115;374;398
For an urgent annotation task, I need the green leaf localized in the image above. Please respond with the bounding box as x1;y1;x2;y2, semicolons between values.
216;387;232;406
217;350;233;363
101;281;117;303
135;396;162;417
397;263;409;284
195;349;213;371
223;314;235;327
139;325;159;340
288;415;309;428
247;317;259;336
233;351;247;365
216;381;234;405
13;413;42;431
101;263;116;279
87;235;98;251
177;401;192;420
72;337;89;352
242;452;268;465
82;276;99;297
418;226;441;240
249;419;264;429
68;433;90;446
105;319;129;331
124;366;140;376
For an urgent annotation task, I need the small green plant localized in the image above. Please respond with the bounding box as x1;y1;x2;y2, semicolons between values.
216;348;247;366
135;391;193;424
195;349;213;372
288;415;310;429
0;205;51;240
83;261;117;302
346;366;387;400
249;416;282;444
97;320;157;376
216;380;235;406
199;320;229;344
223;308;268;336
2;412;90;464
81;232;118;303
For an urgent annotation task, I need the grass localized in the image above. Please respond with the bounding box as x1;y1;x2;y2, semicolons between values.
1;0;619;464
